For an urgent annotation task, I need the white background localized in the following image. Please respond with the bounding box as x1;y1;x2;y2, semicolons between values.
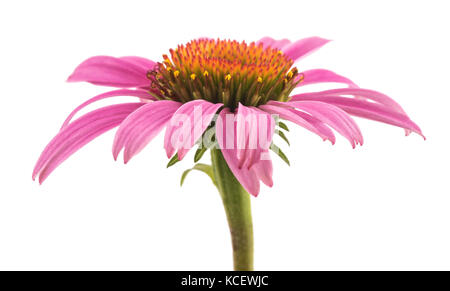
0;0;448;270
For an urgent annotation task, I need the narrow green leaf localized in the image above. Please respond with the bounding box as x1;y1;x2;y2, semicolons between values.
194;139;217;163
166;153;180;168
276;130;290;146
270;144;290;166
180;163;216;186
278;121;290;132
194;146;208;163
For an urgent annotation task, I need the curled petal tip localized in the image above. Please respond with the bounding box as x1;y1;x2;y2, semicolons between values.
38;175;46;185
165;146;175;159
112;149;120;161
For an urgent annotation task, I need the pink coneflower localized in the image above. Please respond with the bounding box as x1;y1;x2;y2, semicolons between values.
33;37;423;270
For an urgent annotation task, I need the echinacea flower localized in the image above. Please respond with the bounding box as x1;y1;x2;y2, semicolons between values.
33;37;423;270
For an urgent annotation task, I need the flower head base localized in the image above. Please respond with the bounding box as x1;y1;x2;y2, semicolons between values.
148;39;301;110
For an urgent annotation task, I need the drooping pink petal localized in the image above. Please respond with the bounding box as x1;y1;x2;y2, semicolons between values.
33;103;144;183
290;88;406;115
175;100;223;160
234;104;276;170
297;96;424;137
282;37;331;62
112;100;181;162
61;89;156;129
297;69;358;88
273;100;363;148
289;110;336;144
252;152;274;187
164;100;222;159
290;88;414;135
216;108;260;196
259;103;335;143
249;107;276;168
236;103;276;168
235;104;254;166
67;56;152;88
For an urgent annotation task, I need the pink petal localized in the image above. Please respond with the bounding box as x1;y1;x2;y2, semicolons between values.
299;96;424;137
235;104;254;165
235;104;275;169
273;39;292;50
33;103;144;183
290;88;406;115
280;100;364;148
256;37;276;49
297;69;358;88
290;110;336;144
67;56;152;88
112;100;181;162
61;89;156;129
175;100;223;160
252;152;274;187
282;37;331;62
256;37;292;50
251;107;276;166
290;87;414;135
260;103;335;143
216;108;260;196
164;100;221;159
119;56;156;71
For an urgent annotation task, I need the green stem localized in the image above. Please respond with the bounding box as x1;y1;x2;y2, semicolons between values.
211;149;254;271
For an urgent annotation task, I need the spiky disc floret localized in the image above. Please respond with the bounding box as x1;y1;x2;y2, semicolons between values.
147;39;302;110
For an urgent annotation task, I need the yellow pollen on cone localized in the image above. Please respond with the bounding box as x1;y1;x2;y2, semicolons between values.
151;39;299;108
